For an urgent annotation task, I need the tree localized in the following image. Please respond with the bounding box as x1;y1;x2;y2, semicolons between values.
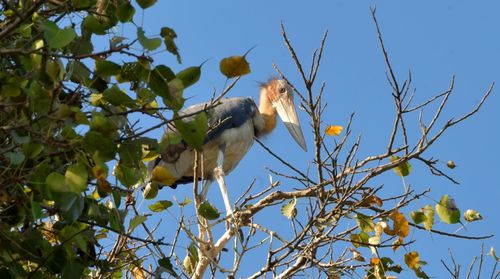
0;1;496;278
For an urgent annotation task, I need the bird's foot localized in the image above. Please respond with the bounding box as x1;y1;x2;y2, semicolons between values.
224;210;234;231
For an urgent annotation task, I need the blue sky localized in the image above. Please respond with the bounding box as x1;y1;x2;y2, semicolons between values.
128;1;500;277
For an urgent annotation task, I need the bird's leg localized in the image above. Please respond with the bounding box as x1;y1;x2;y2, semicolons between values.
213;145;233;217
199;179;212;201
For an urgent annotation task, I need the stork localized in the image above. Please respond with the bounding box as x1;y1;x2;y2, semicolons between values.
145;78;307;215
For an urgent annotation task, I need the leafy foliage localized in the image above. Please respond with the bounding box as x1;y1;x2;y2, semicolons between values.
0;0;204;277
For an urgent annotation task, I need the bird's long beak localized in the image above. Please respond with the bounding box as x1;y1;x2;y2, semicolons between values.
273;96;307;151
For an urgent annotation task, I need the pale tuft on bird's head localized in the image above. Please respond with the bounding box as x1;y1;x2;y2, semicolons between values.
260;78;293;103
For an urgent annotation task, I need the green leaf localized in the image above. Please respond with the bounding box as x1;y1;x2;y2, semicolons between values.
136;87;156;103
183;242;199;275
147;68;170;96
56;192;84;223
463;209;482;222
118;62;147;83
128;215;147;233
410;211;426;224
281;198;297;219
142;183;158;199
67;60;91;85
113;191;122;209
174;111;208;150
46;172;68;193
65;163;88;193
31;200;42;220
83;131;117;162
72;0;91;9
103;85;136;108
421;205;434;231
45;59;64;82
355;213;375;233
138;137;159;161
160;27;181;63
197;201;220;220
156;64;176;81
114;162;142;188
46;245;68;273
415;268;430;279
116;2;135;22
147;66;184;111
62;259;84;279
137;27;161;51
158;257;177;277
176;66;201;88
137;0;157;9
82;15;106;35
118;139;143;167
350;232;369;248
435;195;460;224
220;55;251;78
87;202;109;227
95;60;121;77
4;151;25;165
42;21;76;49
90;112;117;137
1;83;21;97
70;35;94;55
109;207;124;232
148;200;173;212
390;156;412;177
178;197;192;207
187;243;199;262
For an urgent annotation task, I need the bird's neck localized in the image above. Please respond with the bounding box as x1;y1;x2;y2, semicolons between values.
258;88;277;135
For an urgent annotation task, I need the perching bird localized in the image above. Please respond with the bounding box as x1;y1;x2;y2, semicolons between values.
144;78;307;215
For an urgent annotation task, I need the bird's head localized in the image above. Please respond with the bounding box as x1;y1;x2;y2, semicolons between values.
261;78;307;151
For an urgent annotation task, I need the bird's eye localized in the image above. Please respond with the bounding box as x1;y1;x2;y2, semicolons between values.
279;87;286;94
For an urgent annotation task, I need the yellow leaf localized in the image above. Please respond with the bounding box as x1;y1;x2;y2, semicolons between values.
92;164;108;179
219;55;251;78
384;211;409;238
360;195;383;207
151;166;176;185
41;222;57;244
404;251;420;269
369;236;380;255
351;248;365;262
131;266;146;279
392;237;403;251
447;160;456;169
374;223;384;237
325;125;343;136
390;155;412;177
371;257;380;265
183;254;194;275
97;177;112;193
281;198;297;219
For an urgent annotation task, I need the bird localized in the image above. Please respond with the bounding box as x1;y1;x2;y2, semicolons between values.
143;78;307;215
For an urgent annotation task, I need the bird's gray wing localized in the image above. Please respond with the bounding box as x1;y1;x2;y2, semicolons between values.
152;97;258;185
202;97;258;142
